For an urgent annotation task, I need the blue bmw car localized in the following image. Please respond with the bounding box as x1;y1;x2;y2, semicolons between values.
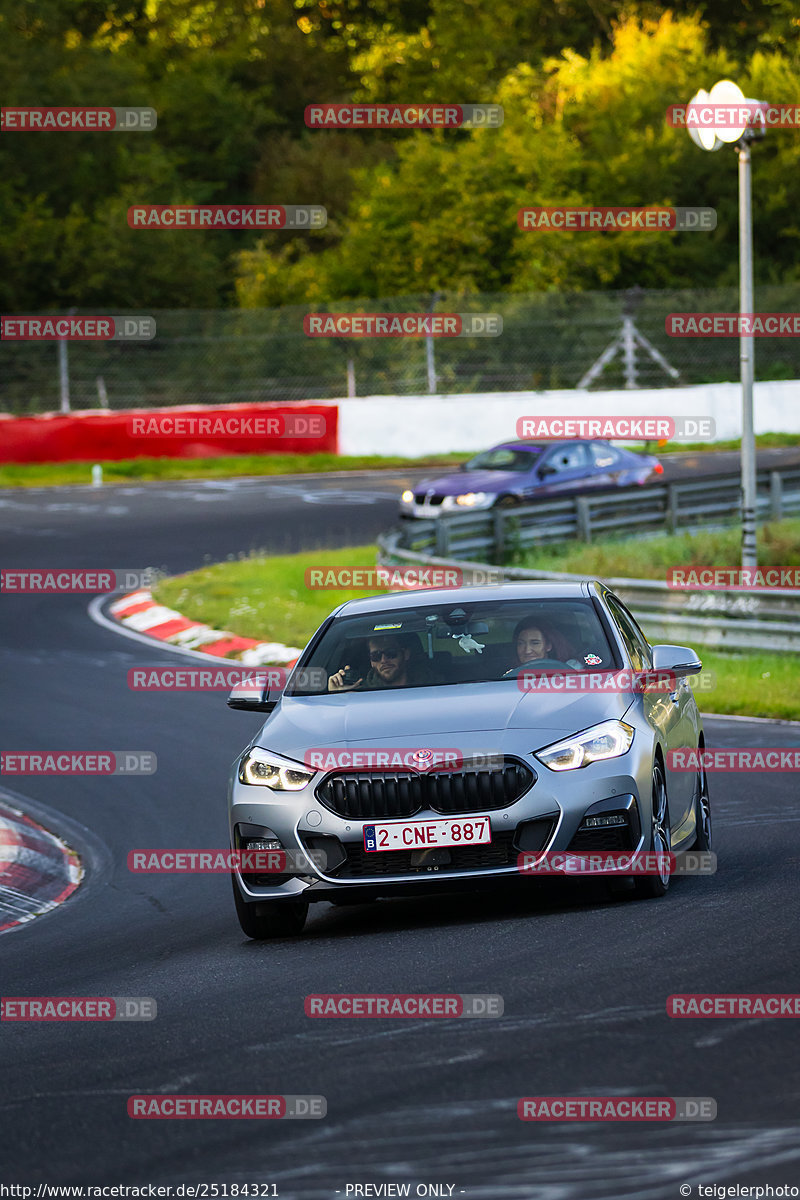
400;439;662;518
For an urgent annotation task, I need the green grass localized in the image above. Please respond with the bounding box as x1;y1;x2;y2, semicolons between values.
682;650;799;722
0;452;465;489
1;430;796;487
632;432;800;455
153;544;386;649
153;542;800;720
513;520;800;577
658;432;800;454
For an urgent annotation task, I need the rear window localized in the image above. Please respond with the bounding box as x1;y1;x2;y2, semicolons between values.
286;597;619;696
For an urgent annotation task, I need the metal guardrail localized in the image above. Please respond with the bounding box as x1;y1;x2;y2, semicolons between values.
402;466;800;563
379;466;800;652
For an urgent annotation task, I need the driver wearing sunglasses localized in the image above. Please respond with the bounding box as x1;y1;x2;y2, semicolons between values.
327;634;434;692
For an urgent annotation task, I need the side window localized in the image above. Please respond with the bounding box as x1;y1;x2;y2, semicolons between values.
590;442;623;469
605;594;652;670
542;444;588;474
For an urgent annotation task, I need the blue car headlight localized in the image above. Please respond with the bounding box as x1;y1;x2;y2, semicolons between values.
455;492;493;508
535;720;635;771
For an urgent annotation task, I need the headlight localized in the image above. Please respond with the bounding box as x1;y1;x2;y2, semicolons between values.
455;492;490;507
401;490;414;504
535;720;634;772
239;748;315;790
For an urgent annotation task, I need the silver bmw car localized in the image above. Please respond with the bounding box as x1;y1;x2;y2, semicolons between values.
227;581;712;938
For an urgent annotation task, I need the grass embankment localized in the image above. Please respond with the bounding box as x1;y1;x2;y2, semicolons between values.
514;520;800;576
154;545;384;649
0;431;796;488
514;521;800;719
0;452;464;489
153;540;800;721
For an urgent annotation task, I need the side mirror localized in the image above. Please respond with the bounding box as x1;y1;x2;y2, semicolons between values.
227;673;281;713
651;644;702;677
538;463;557;478
227;666;328;711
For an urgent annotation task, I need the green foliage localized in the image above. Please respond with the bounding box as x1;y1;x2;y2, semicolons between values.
3;3;800;309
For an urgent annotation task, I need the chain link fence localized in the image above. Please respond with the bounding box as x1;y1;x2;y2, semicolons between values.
4;286;800;414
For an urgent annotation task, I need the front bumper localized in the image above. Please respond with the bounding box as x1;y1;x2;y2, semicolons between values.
229;753;650;903
399;495;496;519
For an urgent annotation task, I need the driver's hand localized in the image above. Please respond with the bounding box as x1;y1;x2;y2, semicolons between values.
327;665;364;692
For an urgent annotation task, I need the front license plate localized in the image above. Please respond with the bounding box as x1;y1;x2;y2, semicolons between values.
363;815;492;852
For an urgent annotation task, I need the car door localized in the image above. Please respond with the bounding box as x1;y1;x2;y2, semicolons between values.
535;442;591;497
587;441;627;492
605;593;695;831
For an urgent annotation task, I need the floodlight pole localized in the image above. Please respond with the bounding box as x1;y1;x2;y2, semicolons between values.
738;141;757;568
686;81;765;568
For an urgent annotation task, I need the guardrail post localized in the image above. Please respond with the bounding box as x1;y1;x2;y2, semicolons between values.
770;471;783;521
575;497;592;543
435;517;450;558
666;482;678;533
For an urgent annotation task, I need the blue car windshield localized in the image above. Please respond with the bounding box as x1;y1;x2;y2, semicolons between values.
287;597;619;695
462;447;543;473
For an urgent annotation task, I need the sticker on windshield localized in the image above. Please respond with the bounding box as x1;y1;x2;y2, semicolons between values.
457;634;485;654
584;653;603;666
373;623;403;630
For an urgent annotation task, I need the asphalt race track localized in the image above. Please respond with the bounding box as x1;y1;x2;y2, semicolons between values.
1;464;799;1198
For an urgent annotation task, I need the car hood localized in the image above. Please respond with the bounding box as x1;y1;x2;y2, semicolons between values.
415;469;528;496
256;682;633;760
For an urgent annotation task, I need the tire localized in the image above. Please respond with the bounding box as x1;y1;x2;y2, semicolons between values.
632;759;672;900
495;495;518;509
688;748;712;852
232;875;308;938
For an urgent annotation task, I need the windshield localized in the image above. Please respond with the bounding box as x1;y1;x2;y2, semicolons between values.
286;597;619;696
462;446;543;473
